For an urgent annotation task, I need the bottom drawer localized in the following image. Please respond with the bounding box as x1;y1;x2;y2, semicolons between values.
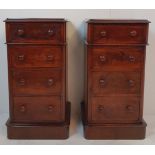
13;96;64;122
89;96;140;123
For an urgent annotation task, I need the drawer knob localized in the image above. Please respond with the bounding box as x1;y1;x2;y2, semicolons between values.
20;105;26;112
48;29;54;36
98;105;104;112
128;80;135;87
17;55;25;61
99;55;106;62
130;30;137;37
48;105;54;112
17;29;25;36
18;79;25;86
99;79;105;86
129;56;135;62
48;78;54;86
126;105;134;112
100;31;107;37
47;55;54;61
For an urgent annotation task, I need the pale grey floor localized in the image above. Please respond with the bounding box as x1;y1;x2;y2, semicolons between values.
0;113;155;145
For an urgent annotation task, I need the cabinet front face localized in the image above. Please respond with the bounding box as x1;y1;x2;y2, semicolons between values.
89;96;140;123
87;23;148;44
8;45;64;68
13;96;64;122
88;46;145;70
6;19;67;125
6;22;66;43
85;20;148;125
12;69;63;96
90;71;141;95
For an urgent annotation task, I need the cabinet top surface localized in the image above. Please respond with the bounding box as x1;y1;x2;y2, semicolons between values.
87;19;150;24
4;18;67;23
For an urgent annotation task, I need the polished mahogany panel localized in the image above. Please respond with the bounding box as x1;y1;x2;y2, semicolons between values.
87;23;148;44
6;22;66;43
90;96;140;123
90;71;141;95
12;69;63;96
89;46;145;70
13;96;63;122
8;45;64;68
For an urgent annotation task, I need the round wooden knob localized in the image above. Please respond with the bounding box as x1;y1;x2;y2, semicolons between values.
19;79;25;86
48;78;53;86
129;56;135;62
20;105;26;112
99;55;106;62
17;29;24;36
17;55;25;61
47;55;54;61
126;105;133;112
48;29;54;36
100;31;107;37
98;105;104;112
128;80;135;87
99;79;105;86
48;105;54;112
130;30;137;37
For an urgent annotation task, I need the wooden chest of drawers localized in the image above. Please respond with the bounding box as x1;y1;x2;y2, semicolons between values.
82;19;150;139
5;18;70;139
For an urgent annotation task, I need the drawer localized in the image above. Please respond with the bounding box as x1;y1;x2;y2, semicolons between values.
6;22;65;43
88;24;148;44
13;96;64;122
89;96;140;123
90;71;141;95
12;69;63;96
89;46;145;70
8;45;64;68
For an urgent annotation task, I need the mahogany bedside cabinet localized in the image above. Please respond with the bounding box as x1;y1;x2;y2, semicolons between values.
5;18;70;139
82;19;150;139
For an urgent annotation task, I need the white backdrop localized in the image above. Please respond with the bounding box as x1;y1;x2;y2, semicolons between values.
0;9;155;144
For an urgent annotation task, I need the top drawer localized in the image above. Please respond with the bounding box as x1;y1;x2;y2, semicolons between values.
87;23;148;45
5;22;66;43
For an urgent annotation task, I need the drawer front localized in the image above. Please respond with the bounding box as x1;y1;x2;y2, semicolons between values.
90;71;141;95
12;69;63;96
88;24;148;44
8;45;64;68
6;22;65;43
89;96;140;123
89;46;144;70
13;96;64;122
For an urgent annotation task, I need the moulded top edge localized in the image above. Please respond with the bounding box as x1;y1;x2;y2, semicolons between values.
86;19;151;24
84;41;149;46
4;18;68;23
